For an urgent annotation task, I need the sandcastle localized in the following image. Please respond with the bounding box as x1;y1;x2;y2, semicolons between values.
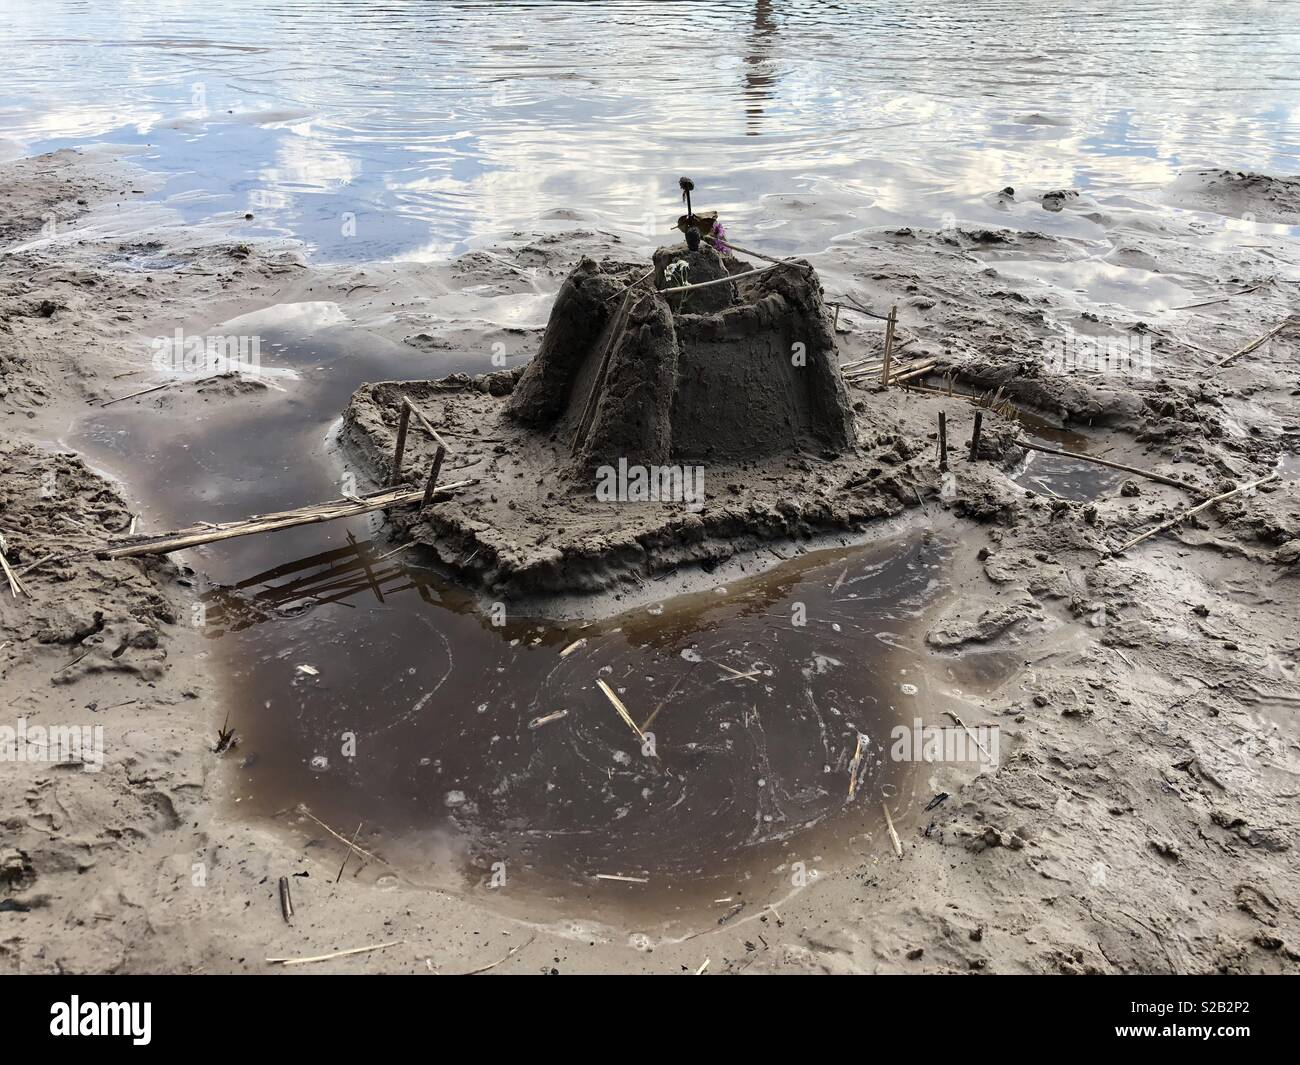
506;240;855;474
338;217;893;598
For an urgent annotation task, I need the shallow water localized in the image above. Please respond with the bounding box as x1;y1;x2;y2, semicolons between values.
74;309;977;925
3;0;1297;261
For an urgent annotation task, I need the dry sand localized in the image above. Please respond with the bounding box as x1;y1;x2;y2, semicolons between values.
2;146;1298;973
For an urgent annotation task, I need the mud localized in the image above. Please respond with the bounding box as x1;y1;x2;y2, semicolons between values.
2;148;1299;974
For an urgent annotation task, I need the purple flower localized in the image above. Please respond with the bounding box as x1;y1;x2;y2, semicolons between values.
713;220;731;256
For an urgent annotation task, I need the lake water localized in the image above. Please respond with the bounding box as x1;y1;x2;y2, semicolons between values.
2;0;1297;262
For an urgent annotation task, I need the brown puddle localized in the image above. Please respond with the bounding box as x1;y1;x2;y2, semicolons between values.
73;305;969;932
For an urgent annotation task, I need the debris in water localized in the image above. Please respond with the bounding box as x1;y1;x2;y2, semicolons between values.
596;678;646;743
528;708;569;730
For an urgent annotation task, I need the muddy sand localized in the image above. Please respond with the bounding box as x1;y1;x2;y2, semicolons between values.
2;147;1299;974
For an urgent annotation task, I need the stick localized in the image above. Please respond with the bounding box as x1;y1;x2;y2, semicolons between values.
836;294;890;320
402;397;453;452
573;288;636;452
659;260;789;295
335;822;364;883
0;542;29;598
278;876;294;923
882;802;903;858
97;480;471;559
969;410;983;461
1016;438;1195;492
703;234;813;273
942;710;993;762
1112;473;1278;555
594;873;649;883
938;412;948;472
462;934;536;975
889;360;937;385
880;306;897;385
266;940;402;967
1214;315;1295;367
98;373;228;407
98;381;174;406
596;678;646;743
389;403;411;486
421;445;447;507
296;804;395;871
603;267;655;303
832;302;840;331
847;734;865;800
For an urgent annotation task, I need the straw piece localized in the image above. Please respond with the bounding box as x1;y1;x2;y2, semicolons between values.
882;802;903;858
266;940;402;967
596;678;645;742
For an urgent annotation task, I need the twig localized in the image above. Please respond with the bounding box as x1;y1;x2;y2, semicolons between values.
462;934;536;975
659;260;789;295
278;876;294;923
0;540;30;598
297;804;395;871
402;396;454;452
573;288;636;452
596;678;646;743
702;234;812;273
880;306;897;385
847;733;865;800
1112;473;1278;555
1016;438;1197;493
266;940;402;967
335;822;364;883
97;480;472;559
882;802;903;858
942;710;994;762
1214;316;1296;368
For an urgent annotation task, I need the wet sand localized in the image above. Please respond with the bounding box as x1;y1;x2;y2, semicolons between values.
1;147;1298;973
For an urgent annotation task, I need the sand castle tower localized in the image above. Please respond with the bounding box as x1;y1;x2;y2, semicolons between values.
505;227;855;475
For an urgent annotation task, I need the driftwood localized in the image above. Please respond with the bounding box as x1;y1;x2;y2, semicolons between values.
1016;438;1196;493
97;480;472;560
1112;473;1278;555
